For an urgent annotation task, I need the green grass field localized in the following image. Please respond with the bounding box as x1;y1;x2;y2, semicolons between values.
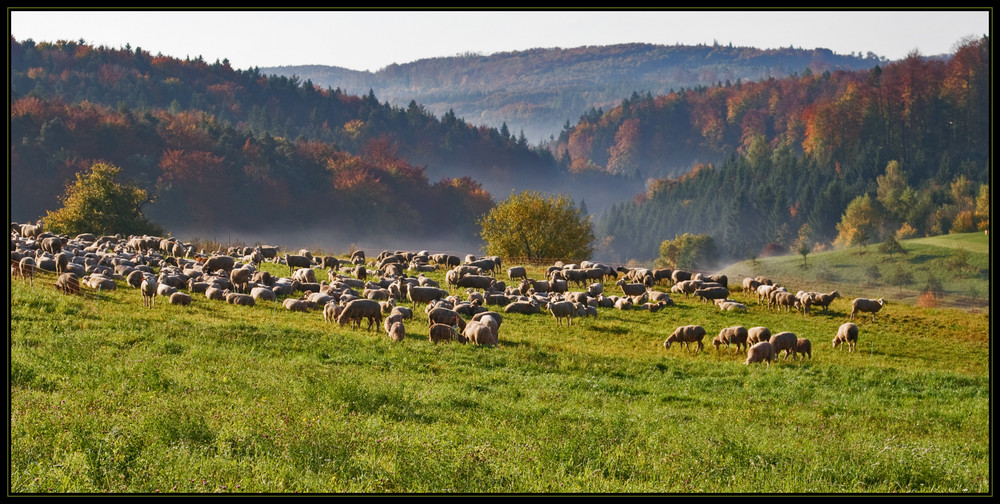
719;232;990;311
9;244;990;493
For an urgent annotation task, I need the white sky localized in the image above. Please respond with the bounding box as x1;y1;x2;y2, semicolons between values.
8;9;992;72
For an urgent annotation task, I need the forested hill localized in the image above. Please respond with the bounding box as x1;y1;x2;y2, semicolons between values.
263;43;887;144
590;36;990;264
10;37;608;247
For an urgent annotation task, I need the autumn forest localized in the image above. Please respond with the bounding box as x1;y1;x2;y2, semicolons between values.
8;35;990;263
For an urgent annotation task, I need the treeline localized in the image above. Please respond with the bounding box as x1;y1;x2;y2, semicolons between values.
268;42;887;143
9;36;575;241
592;36;990;263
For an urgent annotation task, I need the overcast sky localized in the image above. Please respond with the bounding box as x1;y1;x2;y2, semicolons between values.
9;9;991;72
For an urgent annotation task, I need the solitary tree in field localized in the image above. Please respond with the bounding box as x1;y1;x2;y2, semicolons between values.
478;190;594;261
44;162;164;236
658;233;718;270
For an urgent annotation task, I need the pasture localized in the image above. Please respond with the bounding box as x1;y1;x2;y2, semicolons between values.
9;248;990;493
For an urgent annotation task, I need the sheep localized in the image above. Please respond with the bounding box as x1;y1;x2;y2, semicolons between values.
747;326;772;347
390;306;413;321
427;307;465;332
323;302;344;323
744;342;776;366
230;266;253;293
504;300;540;315
292;267;317;284
663;325;706;352
202;255;236;275
429;323;457;344
850;298;885;322
795;338;812;359
250;286;277;303
802;290;840;313
225;291;256;307
672;279;702;297
742;277;762;293
693;286;730;303
205;285;227;301
549;300;577;326
156;282;177;298
140;277;157;308
456;274;495;292
53;272;80;295
463;320;497;346
387;321;405;342
16;257;36;284
337;299;383;330
671;270;692;284
477;314;501;342
770;291;799;312
833;322;859;352
769;331;798;359
283;298;310;312
507;266;527;282
716;326;749;352
283;253;312;276
406;285;448;307
717;301;748;313
615;278;647;298
169;292;192;306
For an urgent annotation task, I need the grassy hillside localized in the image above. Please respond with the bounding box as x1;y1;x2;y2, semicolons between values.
719;232;990;312
10;257;989;493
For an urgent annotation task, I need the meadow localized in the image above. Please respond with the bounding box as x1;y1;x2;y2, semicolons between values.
9;235;990;493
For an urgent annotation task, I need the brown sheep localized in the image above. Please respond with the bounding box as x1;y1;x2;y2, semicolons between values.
747;326;772;347
169;291;192;306
850;298;885;322
53;272;80;295
463;320;497;346
337;298;382;330
387;321;405;342
663;325;706;352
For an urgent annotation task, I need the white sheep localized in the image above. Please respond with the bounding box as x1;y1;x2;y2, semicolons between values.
140;277;157;308
663;325;706;352
715;326;749;352
744;341;776;366
769;331;798;359
833;322;859;352
850;298;885;322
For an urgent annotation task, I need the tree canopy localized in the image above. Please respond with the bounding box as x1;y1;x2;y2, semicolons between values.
478;191;594;261
657;233;718;270
44;162;164;237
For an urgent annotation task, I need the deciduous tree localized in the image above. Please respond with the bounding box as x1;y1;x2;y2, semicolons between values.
44;162;163;236
479;190;594;261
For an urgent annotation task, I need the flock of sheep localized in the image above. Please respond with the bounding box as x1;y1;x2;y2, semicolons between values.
11;222;885;358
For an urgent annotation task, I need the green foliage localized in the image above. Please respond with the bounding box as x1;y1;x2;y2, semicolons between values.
44;162;163;237
878;235;906;257
658;233;718;269
478;191;594;261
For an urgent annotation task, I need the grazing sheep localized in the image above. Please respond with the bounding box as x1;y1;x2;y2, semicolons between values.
406;285;448;307
663;325;706;352
140;277;157;308
833;322;859;352
507;266;527;282
53;272;80;295
802;290;840;313
716;326;749;352
169;292;192;306
795;338;812;359
747;326;772;347
770;291;799;312
390;306;413;321
428;323;456;344
463;320;497;346
337;299;383;330
850;298;885;322
769;331;798;359
616;278;647;297
323;302;344;323
427;306;465;330
202;255;236;275
744;342;776;366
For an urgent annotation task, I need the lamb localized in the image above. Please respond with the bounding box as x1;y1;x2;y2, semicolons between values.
715;326;749;352
769;331;798;359
140;277;157;308
833;322;859;352
850;298;885;322
323;302;344;323
428;323;457;344
549;300;577;326
169;292;192;306
53;272;80;295
337;299;383;330
795;338;812;359
747;326;772;346
744;341;776;366
663;325;706;352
